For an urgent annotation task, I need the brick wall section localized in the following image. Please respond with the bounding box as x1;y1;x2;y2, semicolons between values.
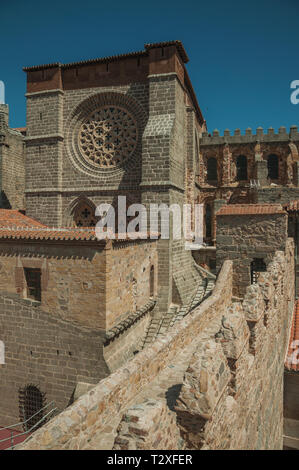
0;241;107;329
106;239;157;328
0;293;108;427
0;238;157;332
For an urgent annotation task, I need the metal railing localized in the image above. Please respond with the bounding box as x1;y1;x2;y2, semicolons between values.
0;401;57;450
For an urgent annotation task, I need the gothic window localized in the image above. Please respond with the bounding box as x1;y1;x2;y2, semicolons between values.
207;157;218;182
19;385;45;431
250;258;266;284
267;154;279;180
79;106;138;168
24;268;41;302
205;203;212;239
150;265;155;297
74;203;97;227
236;155;248;181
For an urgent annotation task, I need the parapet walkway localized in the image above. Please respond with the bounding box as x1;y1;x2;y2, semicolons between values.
92;315;220;449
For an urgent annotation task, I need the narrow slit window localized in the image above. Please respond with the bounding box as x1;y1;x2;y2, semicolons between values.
207;157;217;182
236;155;248;180
24;268;41;302
150;265;155;297
267;154;279;180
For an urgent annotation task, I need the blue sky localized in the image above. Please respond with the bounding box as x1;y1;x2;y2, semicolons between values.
1;0;298;133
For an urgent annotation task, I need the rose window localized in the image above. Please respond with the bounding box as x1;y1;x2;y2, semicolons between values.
78;106;138;168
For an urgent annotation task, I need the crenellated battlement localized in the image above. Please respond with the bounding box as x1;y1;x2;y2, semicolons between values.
200;125;299;145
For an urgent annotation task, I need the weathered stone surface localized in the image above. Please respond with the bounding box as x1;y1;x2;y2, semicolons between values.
17;240;295;450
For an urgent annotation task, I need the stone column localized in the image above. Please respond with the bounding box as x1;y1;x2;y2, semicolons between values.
222;144;232;186
254;142;268;187
255;160;268;186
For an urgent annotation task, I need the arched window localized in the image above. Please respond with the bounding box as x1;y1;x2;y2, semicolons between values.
267;154;279;180
74;202;97;227
250;258;266;284
150;265;155;297
19;385;45;431
205;203;212;239
207;157;217;182
236;155;248;181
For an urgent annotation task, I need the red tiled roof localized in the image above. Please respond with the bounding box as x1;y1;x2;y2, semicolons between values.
216;204;286;216
284;200;299;212
285;300;299;372
0;228;98;241
0;211;160;242
0;210;46;228
23;40;188;71
12;127;26;133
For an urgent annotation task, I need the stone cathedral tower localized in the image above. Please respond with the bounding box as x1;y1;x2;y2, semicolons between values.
23;41;206;317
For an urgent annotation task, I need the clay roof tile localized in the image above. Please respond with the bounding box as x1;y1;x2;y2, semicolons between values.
216;204;286;216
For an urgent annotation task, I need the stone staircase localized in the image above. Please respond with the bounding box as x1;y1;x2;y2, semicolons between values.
142;264;216;348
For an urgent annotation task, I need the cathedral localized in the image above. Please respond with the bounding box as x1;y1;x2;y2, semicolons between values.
0;40;298;450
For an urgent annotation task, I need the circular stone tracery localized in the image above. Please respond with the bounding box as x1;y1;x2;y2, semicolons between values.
78;106;138;168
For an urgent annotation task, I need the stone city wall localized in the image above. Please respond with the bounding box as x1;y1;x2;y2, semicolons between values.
18;257;233;449
18;239;294;449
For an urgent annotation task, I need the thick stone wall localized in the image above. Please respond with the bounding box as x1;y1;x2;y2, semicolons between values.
0;241;107;329
178;247;294;448
18;240;295;449
257;187;299;204
216;211;288;297
106;239;157;329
